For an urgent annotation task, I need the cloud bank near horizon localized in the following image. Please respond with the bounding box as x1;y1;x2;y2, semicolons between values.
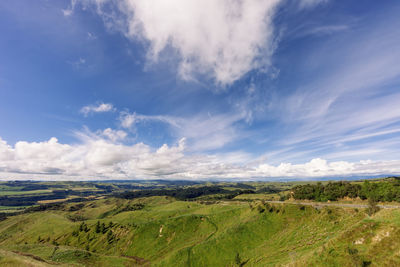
1;135;399;181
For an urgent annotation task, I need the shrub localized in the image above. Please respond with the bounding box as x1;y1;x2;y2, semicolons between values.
257;205;265;213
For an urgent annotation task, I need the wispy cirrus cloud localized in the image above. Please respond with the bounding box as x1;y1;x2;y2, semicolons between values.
80;103;115;117
256;11;400;164
301;24;349;37
68;57;86;69
298;0;329;9
119;110;247;151
119;111;180;130
62;0;76;17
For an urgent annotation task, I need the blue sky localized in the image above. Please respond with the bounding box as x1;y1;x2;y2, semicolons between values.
1;0;400;180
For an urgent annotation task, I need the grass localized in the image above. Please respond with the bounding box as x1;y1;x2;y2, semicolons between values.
0;196;398;266
0;248;56;267
0;177;399;266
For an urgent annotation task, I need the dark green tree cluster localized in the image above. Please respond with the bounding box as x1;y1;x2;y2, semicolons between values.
79;222;89;232
95;221;114;234
292;179;400;202
72;220;118;249
119;203;145;212
292;182;361;201
116;186;255;200
360;180;400;202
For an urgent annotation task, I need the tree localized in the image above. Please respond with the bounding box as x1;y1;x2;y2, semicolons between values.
51;246;59;259
95;221;101;233
234;252;248;267
235;252;241;265
360;181;371;200
367;197;380;216
107;230;114;243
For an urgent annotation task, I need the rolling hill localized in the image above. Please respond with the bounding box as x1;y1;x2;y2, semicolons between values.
0;195;399;266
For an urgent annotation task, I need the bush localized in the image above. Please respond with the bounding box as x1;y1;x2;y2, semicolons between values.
257;205;265;213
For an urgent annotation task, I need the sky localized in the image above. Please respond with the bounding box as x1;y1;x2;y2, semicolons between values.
1;0;400;180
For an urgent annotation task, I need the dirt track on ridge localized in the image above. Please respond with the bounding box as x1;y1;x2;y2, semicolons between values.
265;200;400;209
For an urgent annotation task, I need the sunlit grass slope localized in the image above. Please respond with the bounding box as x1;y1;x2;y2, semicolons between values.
0;196;399;266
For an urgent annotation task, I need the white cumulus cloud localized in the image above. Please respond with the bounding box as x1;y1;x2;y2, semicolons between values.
99;128;127;142
1;136;400;180
69;0;282;85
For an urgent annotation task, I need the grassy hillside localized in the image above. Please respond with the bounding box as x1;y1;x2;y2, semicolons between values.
0;196;399;266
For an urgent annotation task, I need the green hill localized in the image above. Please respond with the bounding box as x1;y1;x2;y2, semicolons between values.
0;196;399;266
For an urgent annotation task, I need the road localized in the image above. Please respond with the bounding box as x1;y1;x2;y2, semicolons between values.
265;200;400;209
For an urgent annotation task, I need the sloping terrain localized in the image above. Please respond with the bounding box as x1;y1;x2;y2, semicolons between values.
0;196;399;266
